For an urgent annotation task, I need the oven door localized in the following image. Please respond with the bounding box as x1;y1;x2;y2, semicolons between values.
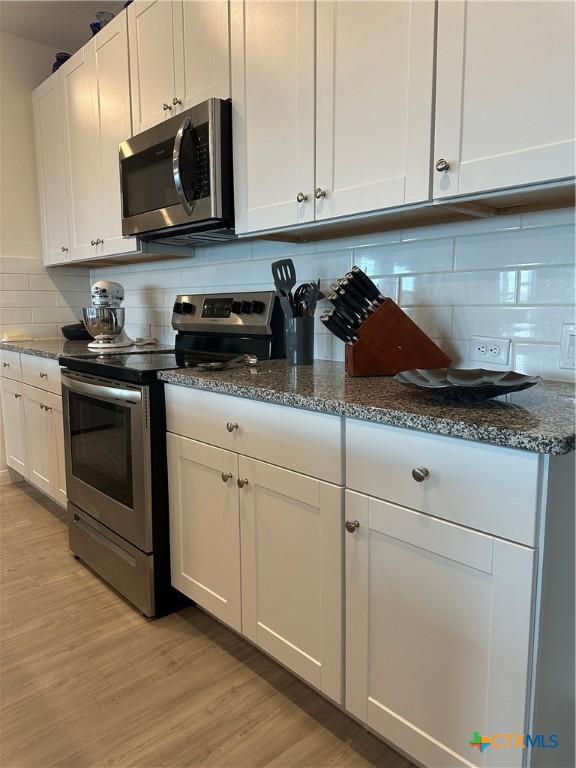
61;371;152;553
120;98;227;237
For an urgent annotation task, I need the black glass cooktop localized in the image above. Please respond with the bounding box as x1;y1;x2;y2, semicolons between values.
59;349;238;384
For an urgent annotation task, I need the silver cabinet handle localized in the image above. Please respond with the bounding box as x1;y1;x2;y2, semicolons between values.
172;96;182;106
237;478;248;489
345;520;360;533
412;467;429;482
221;472;233;483
314;187;327;199
2;362;9;368
39;372;48;379
14;393;21;399
61;246;68;252
226;422;239;433
296;192;308;203
163;102;172;111
435;158;450;172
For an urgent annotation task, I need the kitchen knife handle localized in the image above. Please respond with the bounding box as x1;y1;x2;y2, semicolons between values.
334;285;369;318
349;267;384;301
328;292;360;328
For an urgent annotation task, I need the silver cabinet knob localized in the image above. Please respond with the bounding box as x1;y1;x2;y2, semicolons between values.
95;238;104;245
296;192;308;203
2;362;9;368
61;246;68;252
345;520;360;534
172;96;182;106
44;406;53;412
221;472;232;483
435;158;450;172
237;478;248;489
314;187;327;199
14;393;21;399
226;422;239;433
90;240;96;246
412;467;429;482
40;372;48;379
163;103;172;111
40;404;45;410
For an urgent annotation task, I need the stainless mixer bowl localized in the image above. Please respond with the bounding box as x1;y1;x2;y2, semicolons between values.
82;307;125;340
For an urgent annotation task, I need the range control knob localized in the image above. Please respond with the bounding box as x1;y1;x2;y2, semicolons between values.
251;300;265;314
232;301;242;315
173;301;183;314
241;301;252;314
182;302;194;315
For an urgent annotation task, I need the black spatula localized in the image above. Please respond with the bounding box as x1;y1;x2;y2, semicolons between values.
271;259;297;315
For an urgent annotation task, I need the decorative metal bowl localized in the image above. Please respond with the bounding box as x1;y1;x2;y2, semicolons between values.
394;368;542;402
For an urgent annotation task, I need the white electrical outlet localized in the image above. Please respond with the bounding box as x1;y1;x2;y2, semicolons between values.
470;336;511;365
559;323;576;369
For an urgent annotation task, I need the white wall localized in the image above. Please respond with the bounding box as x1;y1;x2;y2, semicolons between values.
92;207;575;381
0;30;91;342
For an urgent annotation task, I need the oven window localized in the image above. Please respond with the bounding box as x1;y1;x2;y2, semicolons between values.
69;393;133;508
121;123;210;217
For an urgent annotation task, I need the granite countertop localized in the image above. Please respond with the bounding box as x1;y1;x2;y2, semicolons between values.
0;339;172;360
158;360;576;455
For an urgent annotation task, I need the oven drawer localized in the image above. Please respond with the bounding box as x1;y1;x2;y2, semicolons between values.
69;505;154;616
165;385;343;484
1;349;22;381
21;354;61;394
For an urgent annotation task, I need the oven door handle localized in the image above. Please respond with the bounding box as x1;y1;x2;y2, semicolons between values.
173;115;195;215
61;372;142;403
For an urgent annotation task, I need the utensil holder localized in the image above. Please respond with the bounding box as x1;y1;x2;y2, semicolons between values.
345;298;451;376
286;317;314;366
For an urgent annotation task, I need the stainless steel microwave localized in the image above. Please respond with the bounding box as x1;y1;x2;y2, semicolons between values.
119;98;234;244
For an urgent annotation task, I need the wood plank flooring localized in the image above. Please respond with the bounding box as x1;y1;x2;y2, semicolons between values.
0;481;414;768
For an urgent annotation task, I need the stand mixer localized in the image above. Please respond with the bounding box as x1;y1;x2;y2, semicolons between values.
82;280;133;350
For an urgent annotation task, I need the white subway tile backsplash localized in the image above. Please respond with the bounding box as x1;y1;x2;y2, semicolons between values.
404;307;453;338
452;305;575;342
31;306;79;324
520;207;575;229
1;275;29;290
0;257;46;275
0;307;31;324
455;226;575;271
354;238;453;276
518;266;576;304
513;343;575;382
401;212;521;241
0;290;57;308
400;270;517;306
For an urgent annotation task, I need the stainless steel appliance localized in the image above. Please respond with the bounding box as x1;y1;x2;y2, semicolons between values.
83;280;133;349
59;291;284;617
119;99;233;245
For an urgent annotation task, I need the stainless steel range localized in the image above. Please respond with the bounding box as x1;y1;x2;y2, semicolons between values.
59;291;284;616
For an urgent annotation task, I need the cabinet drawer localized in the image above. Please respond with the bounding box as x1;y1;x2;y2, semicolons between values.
1;349;21;381
21;354;61;394
165;385;343;484
346;420;540;546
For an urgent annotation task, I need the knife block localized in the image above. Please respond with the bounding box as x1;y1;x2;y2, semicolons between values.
345;298;451;377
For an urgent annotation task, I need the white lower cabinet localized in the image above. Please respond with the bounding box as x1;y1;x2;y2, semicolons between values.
22;385;67;507
239;456;343;703
345;490;535;768
167;433;242;631
1;378;28;477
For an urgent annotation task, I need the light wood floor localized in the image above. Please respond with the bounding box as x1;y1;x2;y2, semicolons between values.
1;480;414;768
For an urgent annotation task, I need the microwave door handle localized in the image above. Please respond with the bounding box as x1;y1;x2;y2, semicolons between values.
173;116;194;215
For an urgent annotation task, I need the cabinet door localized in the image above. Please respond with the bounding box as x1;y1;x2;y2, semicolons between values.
23;386;59;499
32;75;70;265
94;13;139;257
239;457;344;703
60;48;102;261
128;0;178;132
346;491;535;768
1;379;27;477
316;1;434;220
174;0;230;111
52;394;67;507
231;0;315;234
434;0;576;198
167;433;241;631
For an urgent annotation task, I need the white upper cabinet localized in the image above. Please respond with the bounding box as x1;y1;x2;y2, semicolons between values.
346;490;535;768
60;47;101;262
94;14;138;256
315;0;435;220
175;0;230;110
32;75;70;265
128;0;178;132
231;0;316;234
129;0;229;134
434;0;576;198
